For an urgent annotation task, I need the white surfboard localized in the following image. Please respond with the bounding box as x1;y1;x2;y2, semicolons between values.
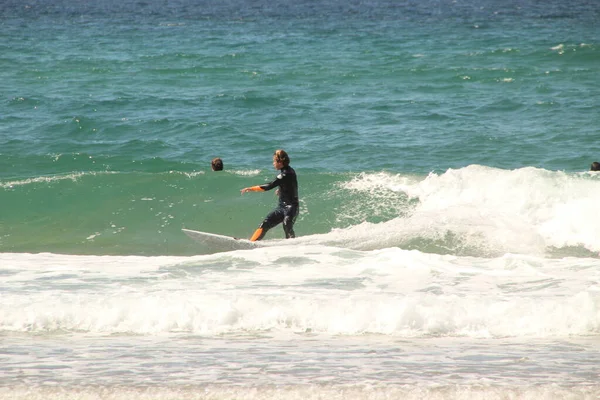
182;228;262;252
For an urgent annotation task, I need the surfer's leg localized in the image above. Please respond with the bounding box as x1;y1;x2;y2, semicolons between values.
282;205;298;239
250;208;284;241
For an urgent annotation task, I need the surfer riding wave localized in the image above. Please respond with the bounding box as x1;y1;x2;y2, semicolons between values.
241;149;299;241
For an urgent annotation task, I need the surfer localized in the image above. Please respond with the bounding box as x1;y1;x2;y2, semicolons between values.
241;149;299;241
591;161;600;171
211;157;224;171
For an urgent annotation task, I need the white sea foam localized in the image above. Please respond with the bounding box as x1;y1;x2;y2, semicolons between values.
0;172;87;188
3;384;599;400
0;170;122;189
1;249;598;338
335;166;600;254
231;169;262;176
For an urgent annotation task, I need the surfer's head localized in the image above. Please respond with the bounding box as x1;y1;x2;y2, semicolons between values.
273;149;290;167
591;161;600;171
211;157;223;171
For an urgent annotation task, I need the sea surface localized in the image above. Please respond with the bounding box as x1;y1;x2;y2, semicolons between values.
1;0;600;399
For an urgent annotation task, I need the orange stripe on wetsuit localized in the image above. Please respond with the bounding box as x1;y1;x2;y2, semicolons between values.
249;227;264;241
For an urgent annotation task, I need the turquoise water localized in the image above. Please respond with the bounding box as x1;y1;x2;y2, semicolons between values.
2;1;600;399
2;0;599;255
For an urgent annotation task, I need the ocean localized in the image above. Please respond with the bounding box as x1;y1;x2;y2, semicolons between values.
1;0;600;398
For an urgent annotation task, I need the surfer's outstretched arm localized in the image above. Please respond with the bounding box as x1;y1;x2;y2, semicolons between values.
241;186;265;194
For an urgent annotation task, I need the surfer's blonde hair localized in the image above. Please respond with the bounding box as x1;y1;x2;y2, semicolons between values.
273;149;290;167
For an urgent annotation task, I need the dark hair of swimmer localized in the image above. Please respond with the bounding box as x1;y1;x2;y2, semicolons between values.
211;157;223;171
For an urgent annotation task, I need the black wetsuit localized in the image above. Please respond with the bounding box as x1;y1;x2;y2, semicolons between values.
255;165;299;240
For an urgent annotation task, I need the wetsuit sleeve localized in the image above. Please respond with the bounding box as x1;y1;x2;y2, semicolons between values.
258;175;283;191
